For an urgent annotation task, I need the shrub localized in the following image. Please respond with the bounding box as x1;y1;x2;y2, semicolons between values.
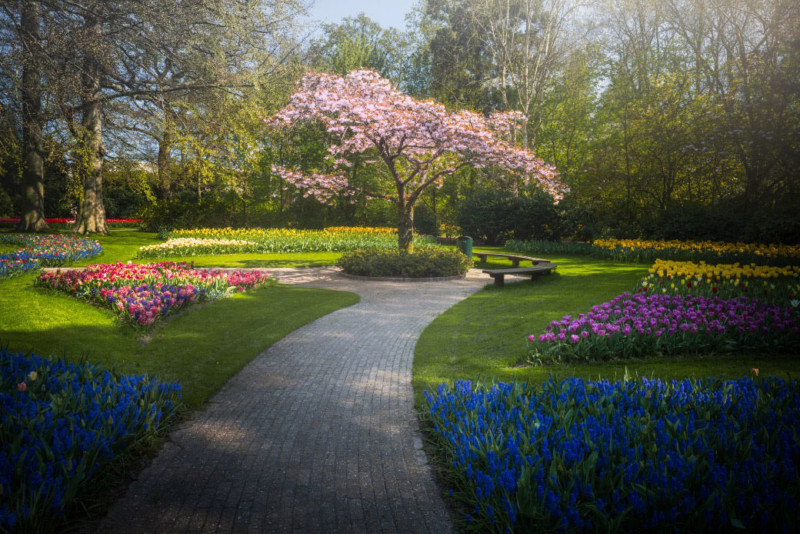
506;238;800;266
457;190;562;245
506;239;594;257
422;377;800;532
337;248;471;278
0;349;181;532
413;204;440;236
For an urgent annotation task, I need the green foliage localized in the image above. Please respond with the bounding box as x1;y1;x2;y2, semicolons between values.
338;247;471;277
413;203;440;236
505;239;594;257
457;190;562;245
308;14;411;84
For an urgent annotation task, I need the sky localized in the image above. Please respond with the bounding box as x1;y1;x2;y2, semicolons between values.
305;0;418;31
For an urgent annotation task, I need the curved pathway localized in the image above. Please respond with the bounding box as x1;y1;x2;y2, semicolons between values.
99;268;488;533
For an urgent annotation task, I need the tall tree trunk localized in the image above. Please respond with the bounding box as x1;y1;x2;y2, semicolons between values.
157;131;172;200
18;1;47;232
396;184;414;252
74;14;107;235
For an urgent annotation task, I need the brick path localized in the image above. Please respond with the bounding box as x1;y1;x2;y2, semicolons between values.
99;268;488;533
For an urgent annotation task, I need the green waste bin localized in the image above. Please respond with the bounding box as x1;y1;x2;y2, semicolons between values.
457;236;473;259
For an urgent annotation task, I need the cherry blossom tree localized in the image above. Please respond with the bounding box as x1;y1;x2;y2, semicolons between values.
269;69;566;251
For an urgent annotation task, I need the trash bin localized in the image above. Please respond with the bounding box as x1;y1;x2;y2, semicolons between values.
457;236;473;259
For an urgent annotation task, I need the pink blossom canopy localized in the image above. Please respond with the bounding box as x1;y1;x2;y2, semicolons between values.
268;70;566;204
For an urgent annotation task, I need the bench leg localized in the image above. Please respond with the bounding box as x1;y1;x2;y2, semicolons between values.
511;259;520;268
493;274;505;287
529;270;553;281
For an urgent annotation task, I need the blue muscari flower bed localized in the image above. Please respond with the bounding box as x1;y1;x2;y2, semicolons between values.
422;377;800;532
0;349;181;532
0;234;102;279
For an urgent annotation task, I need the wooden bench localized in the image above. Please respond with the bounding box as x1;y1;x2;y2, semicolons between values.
482;263;557;287
472;252;549;268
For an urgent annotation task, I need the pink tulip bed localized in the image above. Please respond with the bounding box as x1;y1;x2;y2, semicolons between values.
36;262;271;328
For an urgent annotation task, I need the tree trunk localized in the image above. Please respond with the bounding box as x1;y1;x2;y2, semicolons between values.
397;205;414;252
18;1;47;232
396;185;414;252
73;14;108;235
157;131;173;200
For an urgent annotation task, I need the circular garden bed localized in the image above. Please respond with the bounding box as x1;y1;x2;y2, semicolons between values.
337;248;471;279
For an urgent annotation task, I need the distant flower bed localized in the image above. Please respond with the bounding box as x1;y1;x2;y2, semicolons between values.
506;238;800;265
0;234;102;279
168;227;413;253
0;348;181;532
529;292;799;363
0;218;142;226
423;378;800;532
135;237;260;259
593;238;800;264
641;259;800;305
323;226;395;235
36;262;270;327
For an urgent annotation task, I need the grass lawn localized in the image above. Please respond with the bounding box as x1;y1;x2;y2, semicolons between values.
0;230;356;408
414;251;800;402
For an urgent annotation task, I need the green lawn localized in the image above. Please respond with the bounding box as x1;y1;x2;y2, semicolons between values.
0;231;357;408
414;252;800;402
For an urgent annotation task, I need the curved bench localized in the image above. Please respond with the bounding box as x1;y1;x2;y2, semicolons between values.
472;252;549;268
482;262;557;287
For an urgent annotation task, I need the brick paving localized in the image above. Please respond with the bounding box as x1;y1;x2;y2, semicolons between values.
99;267;488;533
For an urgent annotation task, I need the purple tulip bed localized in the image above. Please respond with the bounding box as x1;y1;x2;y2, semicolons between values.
529;292;800;364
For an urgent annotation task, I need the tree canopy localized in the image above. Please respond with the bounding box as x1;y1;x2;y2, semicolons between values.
270;69;564;249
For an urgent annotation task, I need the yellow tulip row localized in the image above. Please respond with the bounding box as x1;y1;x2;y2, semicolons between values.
649;259;800;280
641;259;800;305
595;238;800;260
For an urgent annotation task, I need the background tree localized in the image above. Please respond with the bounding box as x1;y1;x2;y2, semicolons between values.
308;14;411;83
2;0;304;234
